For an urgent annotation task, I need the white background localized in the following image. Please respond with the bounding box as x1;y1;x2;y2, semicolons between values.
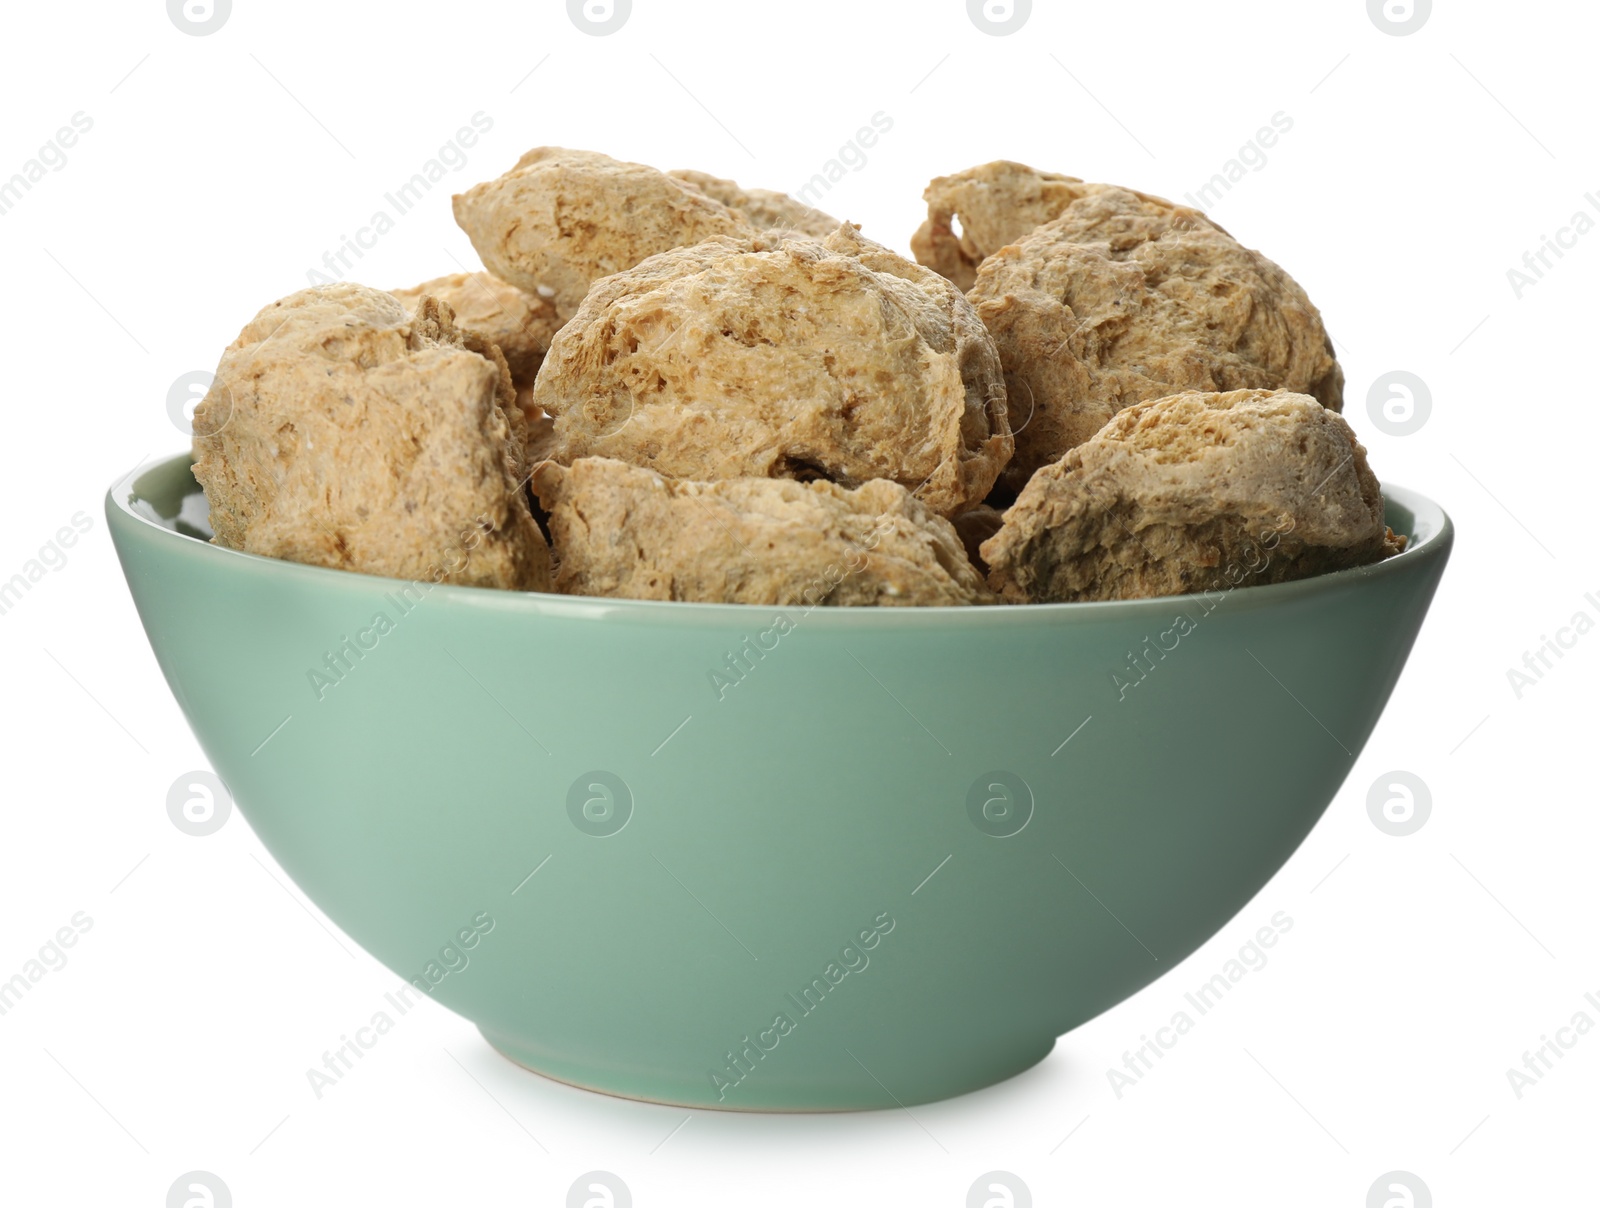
0;0;1594;1203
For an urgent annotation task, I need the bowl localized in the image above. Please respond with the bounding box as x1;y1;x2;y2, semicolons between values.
107;453;1452;1110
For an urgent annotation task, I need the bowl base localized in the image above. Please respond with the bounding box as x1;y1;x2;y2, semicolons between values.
477;1027;1057;1112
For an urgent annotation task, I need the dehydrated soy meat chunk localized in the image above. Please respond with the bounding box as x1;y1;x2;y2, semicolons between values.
981;389;1400;603
533;224;1011;517
392;270;560;389
393;270;563;474
191;283;549;589
970;188;1343;495
533;457;992;606
669;168;839;238
452;147;752;319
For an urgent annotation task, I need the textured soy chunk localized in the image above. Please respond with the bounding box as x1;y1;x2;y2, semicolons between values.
533;224;1012;517
452;147;752;319
981;389;1401;603
191;283;549;590
392;270;564;473
533;457;992;606
669;168;839;237
969;186;1343;494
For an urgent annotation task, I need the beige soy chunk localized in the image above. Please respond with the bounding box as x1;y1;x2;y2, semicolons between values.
981;389;1402;603
533;224;1012;518
971;188;1344;495
452;147;753;319
393;271;563;475
911;160;1201;292
533;457;992;606
669;168;839;238
191;283;550;590
392;270;561;388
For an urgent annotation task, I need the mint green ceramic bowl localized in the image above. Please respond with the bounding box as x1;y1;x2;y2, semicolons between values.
108;454;1451;1110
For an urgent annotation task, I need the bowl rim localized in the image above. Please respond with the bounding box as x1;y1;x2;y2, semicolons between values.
107;451;1454;629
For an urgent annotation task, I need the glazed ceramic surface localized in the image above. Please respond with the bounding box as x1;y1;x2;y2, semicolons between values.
108;454;1451;1110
